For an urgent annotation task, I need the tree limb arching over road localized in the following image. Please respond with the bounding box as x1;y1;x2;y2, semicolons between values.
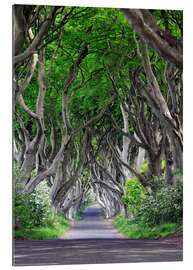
13;5;183;267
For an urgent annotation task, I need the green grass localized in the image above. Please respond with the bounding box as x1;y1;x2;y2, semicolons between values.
112;215;182;239
14;214;71;240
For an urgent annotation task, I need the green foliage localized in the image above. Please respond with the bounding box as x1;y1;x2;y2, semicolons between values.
122;174;183;228
142;178;182;226
137;181;183;226
140;158;149;173
172;168;183;176
113;215;182;239
161;159;165;169
13;164;70;239
14;214;70;240
152;10;183;38
13;6;183;242
13;164;52;230
122;178;145;216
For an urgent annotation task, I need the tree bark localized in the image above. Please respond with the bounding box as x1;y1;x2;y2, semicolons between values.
13;7;59;65
121;8;183;69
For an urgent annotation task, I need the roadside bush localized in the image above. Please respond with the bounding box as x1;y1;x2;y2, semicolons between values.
122;178;145;216
13;164;52;229
14;213;70;240
122;175;183;227
141;179;182;226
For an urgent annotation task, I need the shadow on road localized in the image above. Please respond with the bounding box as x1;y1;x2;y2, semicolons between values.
13;238;183;266
13;205;183;266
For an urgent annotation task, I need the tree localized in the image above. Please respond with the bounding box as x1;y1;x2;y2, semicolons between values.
13;5;183;219
121;9;183;69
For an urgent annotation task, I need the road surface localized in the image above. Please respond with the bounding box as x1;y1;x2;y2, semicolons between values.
13;205;183;266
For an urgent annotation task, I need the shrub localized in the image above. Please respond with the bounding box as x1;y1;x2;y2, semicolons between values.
14;213;70;240
13;164;52;229
122;178;145;216
122;175;183;227
136;179;183;226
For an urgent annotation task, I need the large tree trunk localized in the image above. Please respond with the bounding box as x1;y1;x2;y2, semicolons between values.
147;151;162;177
163;133;173;186
13;5;35;55
135;147;146;173
137;39;183;177
121;8;183;69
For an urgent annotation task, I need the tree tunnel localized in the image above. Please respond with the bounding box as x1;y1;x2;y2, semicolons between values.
13;5;183;221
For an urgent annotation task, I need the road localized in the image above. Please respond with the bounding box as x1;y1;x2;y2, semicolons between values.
64;204;124;239
13;205;183;266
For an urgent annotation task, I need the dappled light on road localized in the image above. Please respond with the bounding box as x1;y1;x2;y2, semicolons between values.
13;205;183;266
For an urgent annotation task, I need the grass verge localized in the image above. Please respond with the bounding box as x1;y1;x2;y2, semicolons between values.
14;214;71;240
112;215;182;239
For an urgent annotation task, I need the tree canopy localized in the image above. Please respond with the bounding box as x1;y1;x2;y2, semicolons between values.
13;5;183;219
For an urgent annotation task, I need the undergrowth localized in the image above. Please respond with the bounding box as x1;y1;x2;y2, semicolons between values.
114;174;183;239
14;213;70;240
113;215;182;239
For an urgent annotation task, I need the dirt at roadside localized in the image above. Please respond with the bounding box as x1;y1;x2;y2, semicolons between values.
159;232;183;248
109;218;183;249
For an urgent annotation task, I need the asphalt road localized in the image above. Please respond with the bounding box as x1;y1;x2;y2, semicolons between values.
13;205;183;266
64;204;124;239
